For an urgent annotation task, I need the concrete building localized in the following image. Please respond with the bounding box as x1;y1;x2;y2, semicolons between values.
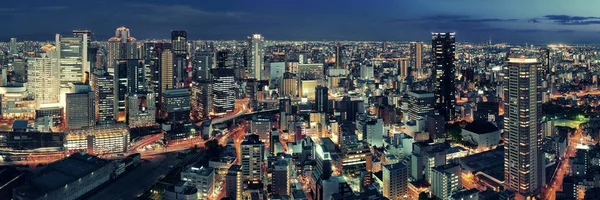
461;120;501;149
226;165;242;200
382;162;408;199
56;32;88;86
64;124;129;154
65;83;95;130
248;34;264;80
503;57;543;197
212;68;235;114
127;92;156;127
272;159;291;195
0;83;35;119
432;32;456;122
164;181;198;200
90;70;115;124
407;90;435;121
27;48;60;107
13;153;113;200
431;163;461;199
181;165;215;200
241;134;265;182
163;88;191;123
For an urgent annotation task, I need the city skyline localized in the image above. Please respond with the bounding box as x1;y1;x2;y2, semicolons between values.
3;0;600;43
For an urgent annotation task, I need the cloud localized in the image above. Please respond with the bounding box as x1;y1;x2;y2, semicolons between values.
528;18;541;23
0;8;18;12
35;6;68;11
543;14;600;25
388;14;517;24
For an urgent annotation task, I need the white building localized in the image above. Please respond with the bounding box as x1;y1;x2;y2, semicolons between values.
65;124;130;154
431;163;461;199
27;46;60;107
248;34;264;80
56;33;87;86
181;165;214;200
461;121;501;149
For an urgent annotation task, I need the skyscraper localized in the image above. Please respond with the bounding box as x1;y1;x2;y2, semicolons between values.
213;68;235;114
9;38;17;54
272;159;291;195
27;45;60;107
160;49;175;93
107;27;137;74
383;163;408;199
191;80;212;120
226;165;243;200
503;57;542;198
409;41;422;78
248;34;264;80
335;42;342;69
56;33;88;86
66;83;95;130
315;86;328;113
432;32;456;122
193;51;214;81
241;134;264;182
171;30;188;85
171;30;187;54
114;59;144;122
91;70;114;125
163;88;191;122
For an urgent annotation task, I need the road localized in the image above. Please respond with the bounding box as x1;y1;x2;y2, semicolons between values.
87;153;178;200
542;127;586;200
550;90;600;100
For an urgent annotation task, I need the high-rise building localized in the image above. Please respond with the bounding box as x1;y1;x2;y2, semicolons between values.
191;81;212;120
272;159;291;195
107;27;137;74
181;165;214;200
91;70;115;124
432;32;456;122
335;43;342;69
315;86;328;113
407;90;435;121
382;163;408;199
409;41;422;78
226;165;243;200
171;30;187;55
171;30;188;85
213;68;235;114
65;83;95;130
503;57;543;198
9;38;17;54
192;51;214;81
114;59;144;122
248;34;264;80
127;92;155;127
241;134;264;182
431;163;461;199
56;33;88;86
160;49;175;93
27;45;60;107
163;88;190;123
280;72;298;97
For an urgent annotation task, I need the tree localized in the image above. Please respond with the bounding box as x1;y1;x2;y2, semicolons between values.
418;192;429;200
446;124;462;142
205;139;223;158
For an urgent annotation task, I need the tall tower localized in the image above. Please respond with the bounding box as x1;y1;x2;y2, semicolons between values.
56;33;88;86
9;38;17;54
171;30;188;85
335;42;342;69
503;57;542;198
171;30;187;54
248;34;264;80
107;27;137;74
28;44;60;107
409;41;422;79
432;32;456;122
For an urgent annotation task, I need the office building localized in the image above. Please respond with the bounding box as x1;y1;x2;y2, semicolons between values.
382;163;408;199
9;38;17;54
0;84;35;119
213;68;235;114
407;90;435;121
311;144;333;199
107;26;137;73
272;159;291;195
181;165;214;200
160;48;175;96
191;80;212;119
335;42;342;69
91;70;115;124
410;41;422;78
127;92;156;127
248;34;264;80
503;57;543;197
13;153;113;200
241;134;265;182
315;86;328;113
64;124;130;154
164;181;198;200
171;30;187;55
65;84;95;130
56;33;88;86
163;88;191;122
27;47;60;107
432;32;456;122
270;62;285;87
281;72;298;97
431;163;461;199
226;165;243;200
192;51;214;81
115;59;145;122
360;64;374;80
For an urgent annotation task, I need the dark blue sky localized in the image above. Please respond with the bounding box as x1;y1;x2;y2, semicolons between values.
2;0;600;43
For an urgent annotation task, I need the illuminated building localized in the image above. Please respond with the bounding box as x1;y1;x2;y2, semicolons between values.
432;32;456;122
248;34;264;80
65;124;130;154
250;115;271;143
270;62;285;87
409;41;422;78
226;165;243;200
163;88;191;123
9;38;16;54
65;83;95;130
191;80;212;120
115;59;145;122
107;27;137;74
0;84;35;119
212;68;235;114
27;45;60;107
407;90;435;121
311;143;333;200
280;72;298;97
171;30;187;55
160;48;175;107
272;159;291;195
241;134;264;182
360;64;374;81
171;30;188;85
127;92;156;127
298;63;324;81
503;57;542;197
300;80;320;98
56;32;87;86
335;42;342;69
164;182;198;200
383;162;408;199
431;163;460;199
192;51;214;81
91;69;115;124
340;141;373;175
181;164;214;200
315;86;328;113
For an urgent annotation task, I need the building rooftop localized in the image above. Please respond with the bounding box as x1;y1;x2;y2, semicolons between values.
464;120;499;134
12;120;28;130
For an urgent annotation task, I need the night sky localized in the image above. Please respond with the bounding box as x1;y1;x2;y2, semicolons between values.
3;0;600;44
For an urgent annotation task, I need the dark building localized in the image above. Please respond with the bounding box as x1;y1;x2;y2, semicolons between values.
315;86;328;113
428;115;446;141
335;43;342;68
475;101;499;123
171;30;187;54
115;59;144;121
432;32;456;122
163;88;191;123
171;30;188;85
